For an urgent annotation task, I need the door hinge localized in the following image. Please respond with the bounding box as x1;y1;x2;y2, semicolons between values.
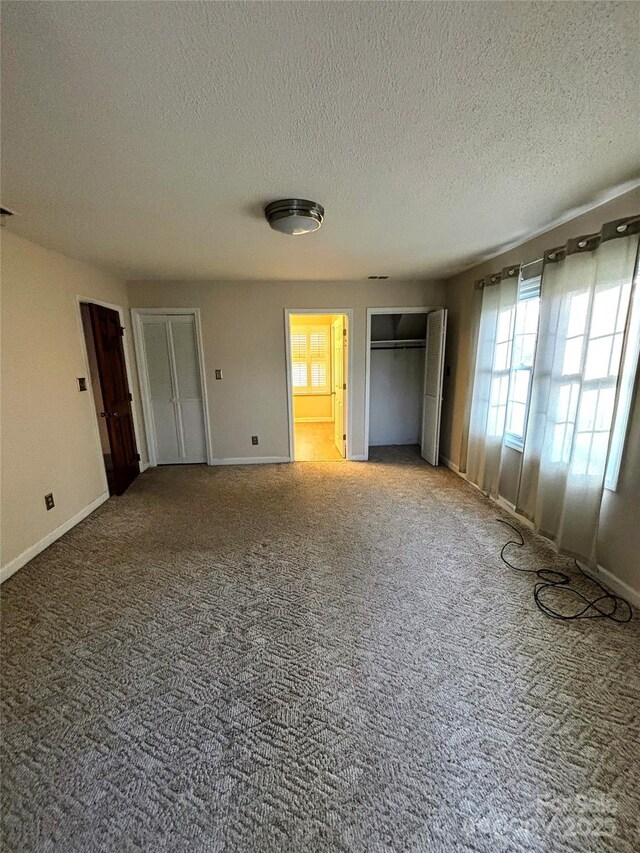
135;453;140;461
128;392;133;401
343;328;347;336
343;382;346;390
343;433;346;441
120;326;125;337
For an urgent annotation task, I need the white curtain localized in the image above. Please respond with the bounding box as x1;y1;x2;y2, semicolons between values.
466;268;518;495
516;231;639;566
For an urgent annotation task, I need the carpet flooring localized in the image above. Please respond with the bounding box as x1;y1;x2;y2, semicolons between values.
1;447;639;852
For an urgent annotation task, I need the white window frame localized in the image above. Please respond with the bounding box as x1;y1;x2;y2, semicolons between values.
517;263;636;489
488;306;515;442
504;271;541;452
558;282;628;478
605;268;640;491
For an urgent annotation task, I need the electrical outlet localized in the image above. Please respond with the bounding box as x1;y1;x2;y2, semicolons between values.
215;369;223;380
251;435;259;446
77;377;87;391
44;493;55;511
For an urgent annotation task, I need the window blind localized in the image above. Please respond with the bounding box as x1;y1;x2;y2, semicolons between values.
291;324;331;393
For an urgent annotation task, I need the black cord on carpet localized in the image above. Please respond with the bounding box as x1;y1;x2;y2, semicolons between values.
496;518;633;622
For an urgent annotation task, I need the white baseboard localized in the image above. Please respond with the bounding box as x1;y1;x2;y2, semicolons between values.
350;454;367;461
439;454;460;474
294;417;333;423
139;461;150;472
210;456;291;466
0;491;110;584
582;564;640;610
369;440;420;447
439;454;638;608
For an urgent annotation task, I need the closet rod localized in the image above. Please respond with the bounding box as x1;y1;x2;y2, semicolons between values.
371;344;426;350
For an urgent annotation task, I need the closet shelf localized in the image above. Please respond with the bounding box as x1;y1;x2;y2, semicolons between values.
371;338;426;349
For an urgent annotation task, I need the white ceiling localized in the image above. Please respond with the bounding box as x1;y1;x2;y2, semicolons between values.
2;1;639;281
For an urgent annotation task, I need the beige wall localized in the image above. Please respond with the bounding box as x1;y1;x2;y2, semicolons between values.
293;394;333;421
441;187;640;592
128;279;445;461
1;231;147;573
7;196;636;590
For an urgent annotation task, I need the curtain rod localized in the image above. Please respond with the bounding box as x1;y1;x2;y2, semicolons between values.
475;213;639;289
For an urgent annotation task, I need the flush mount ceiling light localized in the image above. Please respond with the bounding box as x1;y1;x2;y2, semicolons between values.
265;199;324;236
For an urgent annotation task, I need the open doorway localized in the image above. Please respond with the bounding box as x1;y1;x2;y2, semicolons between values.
80;301;140;495
364;307;447;464
285;311;351;461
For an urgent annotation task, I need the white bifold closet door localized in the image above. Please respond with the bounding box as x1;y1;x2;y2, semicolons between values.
421;308;448;466
142;315;207;464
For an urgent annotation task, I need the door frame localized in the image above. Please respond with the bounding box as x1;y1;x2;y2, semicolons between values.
364;306;439;461
284;308;354;462
76;296;146;487
131;308;213;467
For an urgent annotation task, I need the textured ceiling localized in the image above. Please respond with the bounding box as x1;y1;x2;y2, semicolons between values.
2;1;639;281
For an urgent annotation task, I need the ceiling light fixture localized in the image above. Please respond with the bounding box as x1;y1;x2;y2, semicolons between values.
265;199;324;236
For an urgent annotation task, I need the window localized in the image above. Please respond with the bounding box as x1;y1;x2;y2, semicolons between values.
551;271;636;488
504;267;541;450
605;269;639;490
291;324;331;393
487;304;515;437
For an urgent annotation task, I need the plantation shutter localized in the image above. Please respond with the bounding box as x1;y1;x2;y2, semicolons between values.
291;325;331;392
310;330;328;389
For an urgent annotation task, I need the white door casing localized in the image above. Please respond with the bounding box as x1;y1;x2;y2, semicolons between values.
332;316;347;457
284;308;354;462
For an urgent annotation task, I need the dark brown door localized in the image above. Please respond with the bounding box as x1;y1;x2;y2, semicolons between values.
88;304;140;495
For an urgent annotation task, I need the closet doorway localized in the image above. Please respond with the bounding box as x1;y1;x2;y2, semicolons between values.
364;307;447;464
285;309;352;462
133;309;212;466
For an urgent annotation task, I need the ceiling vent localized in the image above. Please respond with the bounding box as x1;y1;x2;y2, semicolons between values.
265;199;324;236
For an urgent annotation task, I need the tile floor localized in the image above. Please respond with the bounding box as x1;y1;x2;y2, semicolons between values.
294;421;343;461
